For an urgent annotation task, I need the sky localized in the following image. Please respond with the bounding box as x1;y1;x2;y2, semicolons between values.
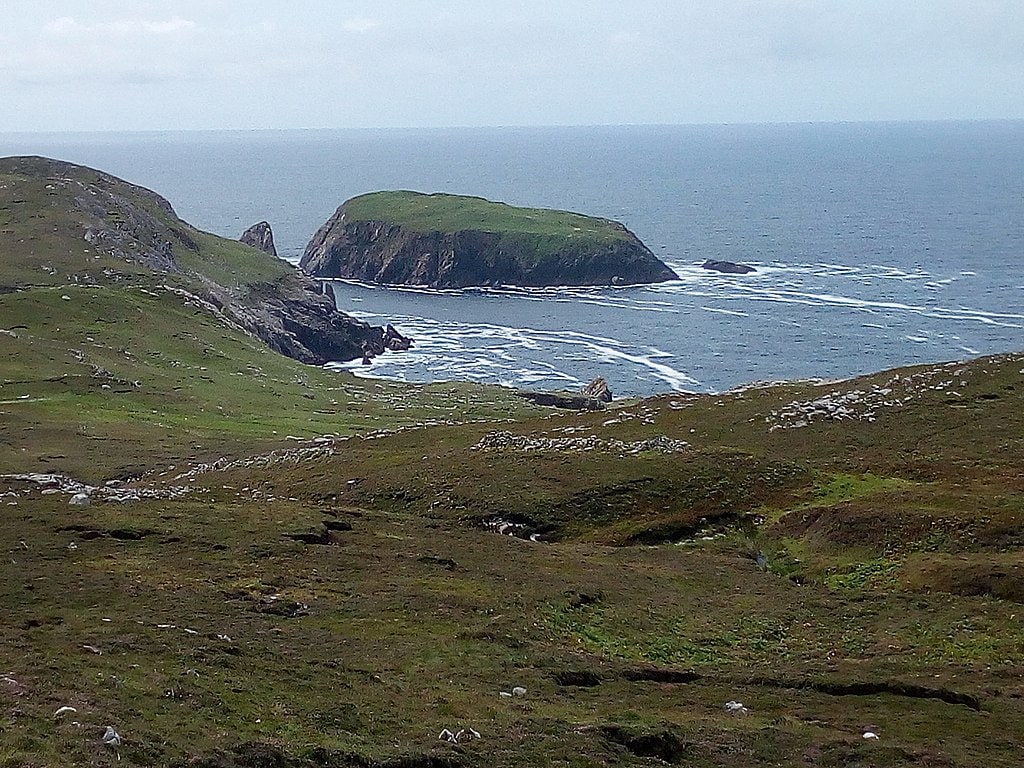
2;0;1023;132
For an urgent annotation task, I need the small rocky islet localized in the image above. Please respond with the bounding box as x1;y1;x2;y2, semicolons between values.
300;190;679;288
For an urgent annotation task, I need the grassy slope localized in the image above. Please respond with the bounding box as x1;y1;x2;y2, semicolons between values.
342;191;629;242
0;283;534;483
3;353;1022;768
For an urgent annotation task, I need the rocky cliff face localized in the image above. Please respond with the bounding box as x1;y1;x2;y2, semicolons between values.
300;201;678;288
221;274;382;365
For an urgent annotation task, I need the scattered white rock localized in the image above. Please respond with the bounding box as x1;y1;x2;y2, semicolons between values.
863;731;880;740
101;725;121;746
472;430;688;455
439;727;480;742
511;686;527;697
69;492;91;507
767;364;973;431
1;471;192;504
724;700;749;715
53;706;77;718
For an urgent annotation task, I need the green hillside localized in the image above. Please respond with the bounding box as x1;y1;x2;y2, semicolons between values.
342;191;631;242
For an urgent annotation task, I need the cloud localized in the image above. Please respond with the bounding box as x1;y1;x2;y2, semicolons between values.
1;0;1022;130
342;17;381;34
7;12;307;88
44;15;197;37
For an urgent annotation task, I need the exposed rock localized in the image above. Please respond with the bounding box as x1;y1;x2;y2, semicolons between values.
516;376;613;410
702;259;756;274
471;430;689;455
218;275;384;366
239;221;278;258
516;390;607;410
318;281;337;303
581;377;612;402
383;324;413;352
301;191;679;288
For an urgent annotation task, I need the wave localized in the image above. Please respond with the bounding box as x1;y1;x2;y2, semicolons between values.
328;316;700;393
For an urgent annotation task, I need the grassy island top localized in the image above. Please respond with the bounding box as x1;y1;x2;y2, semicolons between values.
342;191;632;242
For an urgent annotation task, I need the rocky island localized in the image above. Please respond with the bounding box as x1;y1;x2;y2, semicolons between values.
300;191;679;288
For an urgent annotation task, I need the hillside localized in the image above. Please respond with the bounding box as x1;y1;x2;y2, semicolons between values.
2;350;1022;767
0;156;392;365
1;158;1023;768
0;156;537;480
300;191;679;287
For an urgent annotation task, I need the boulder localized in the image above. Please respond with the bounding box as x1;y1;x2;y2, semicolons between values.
582;377;612;403
702;259;755;274
383;324;414;352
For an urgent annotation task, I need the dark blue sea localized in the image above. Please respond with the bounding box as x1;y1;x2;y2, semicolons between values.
2;123;1022;396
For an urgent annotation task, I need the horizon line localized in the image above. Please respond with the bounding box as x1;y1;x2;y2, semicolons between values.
2;117;1024;137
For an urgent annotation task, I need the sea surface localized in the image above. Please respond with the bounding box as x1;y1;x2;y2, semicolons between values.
2;123;1022;396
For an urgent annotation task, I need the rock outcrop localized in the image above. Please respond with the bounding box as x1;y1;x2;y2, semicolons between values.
517;376;614;410
582;377;613;403
301;191;679;288
240;221;278;258
702;259;756;274
218;274;385;365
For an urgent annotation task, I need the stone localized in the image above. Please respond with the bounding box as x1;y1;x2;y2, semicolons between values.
702;259;755;274
383;324;413;352
239;221;278;258
581;377;612;402
69;492;90;507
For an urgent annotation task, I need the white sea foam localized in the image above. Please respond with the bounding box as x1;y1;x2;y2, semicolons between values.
702;306;750;318
328;314;700;394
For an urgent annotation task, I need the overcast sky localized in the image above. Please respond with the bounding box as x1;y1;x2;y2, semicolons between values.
2;0;1023;132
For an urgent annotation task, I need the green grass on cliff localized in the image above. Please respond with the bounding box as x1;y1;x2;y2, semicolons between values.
342;191;632;242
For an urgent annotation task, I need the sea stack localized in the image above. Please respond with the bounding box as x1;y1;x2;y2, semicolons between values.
240;221;278;258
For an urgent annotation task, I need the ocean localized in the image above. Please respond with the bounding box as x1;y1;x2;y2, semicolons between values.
2;122;1022;396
